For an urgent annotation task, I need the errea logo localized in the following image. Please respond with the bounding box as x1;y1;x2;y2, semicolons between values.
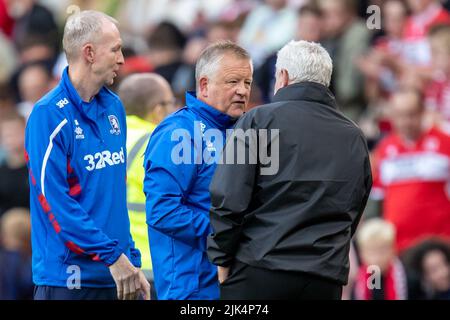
74;119;84;140
75;126;84;140
57;98;69;109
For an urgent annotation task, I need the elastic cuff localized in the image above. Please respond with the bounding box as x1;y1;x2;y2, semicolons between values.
129;247;142;268
103;246;124;267
213;255;234;267
206;241;234;267
131;254;142;268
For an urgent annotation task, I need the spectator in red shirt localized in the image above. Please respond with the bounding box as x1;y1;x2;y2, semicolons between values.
403;0;450;65
370;87;450;253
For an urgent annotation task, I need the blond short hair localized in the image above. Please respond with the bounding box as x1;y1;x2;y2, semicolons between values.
195;40;252;91
357;218;396;247
63;10;118;63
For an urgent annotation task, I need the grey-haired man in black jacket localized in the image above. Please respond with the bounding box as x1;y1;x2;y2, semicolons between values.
207;40;372;300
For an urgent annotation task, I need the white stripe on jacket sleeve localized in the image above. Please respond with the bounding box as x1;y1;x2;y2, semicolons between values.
41;118;68;197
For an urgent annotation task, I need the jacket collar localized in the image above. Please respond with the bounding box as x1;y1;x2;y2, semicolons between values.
272;81;338;110
60;66;108;115
185;92;235;129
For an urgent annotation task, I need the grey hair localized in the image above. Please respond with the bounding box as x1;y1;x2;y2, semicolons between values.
195;40;252;91
63;10;118;63
276;40;333;87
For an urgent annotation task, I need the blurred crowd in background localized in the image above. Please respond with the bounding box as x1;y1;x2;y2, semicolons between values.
0;0;449;300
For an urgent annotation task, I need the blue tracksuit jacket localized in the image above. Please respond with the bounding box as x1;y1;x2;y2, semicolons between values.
143;92;235;299
25;67;141;288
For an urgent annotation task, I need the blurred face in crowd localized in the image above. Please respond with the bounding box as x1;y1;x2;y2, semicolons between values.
360;240;395;273
319;0;353;38
407;0;435;14
207;23;234;43
199;53;253;118
266;0;287;11
296;12;322;42
151;80;176;124
89;20;124;87
390;91;424;142
383;0;408;38
422;250;450;292
429;35;450;76
0;118;26;157
0;94;15;117
20;43;55;65
5;0;33;18
0;208;31;255
19;65;52;103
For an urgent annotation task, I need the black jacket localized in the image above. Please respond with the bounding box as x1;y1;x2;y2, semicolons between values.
207;82;372;285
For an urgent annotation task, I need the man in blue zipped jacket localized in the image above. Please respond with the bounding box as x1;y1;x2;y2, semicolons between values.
25;10;150;300
143;41;253;300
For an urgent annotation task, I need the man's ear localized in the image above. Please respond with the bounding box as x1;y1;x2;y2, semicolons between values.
280;69;289;88
198;76;209;98
82;43;95;64
152;104;167;124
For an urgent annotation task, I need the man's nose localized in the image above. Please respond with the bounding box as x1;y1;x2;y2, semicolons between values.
117;50;125;65
236;82;249;97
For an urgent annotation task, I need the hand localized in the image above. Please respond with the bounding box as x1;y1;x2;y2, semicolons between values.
137;269;151;300
218;266;230;284
108;253;140;300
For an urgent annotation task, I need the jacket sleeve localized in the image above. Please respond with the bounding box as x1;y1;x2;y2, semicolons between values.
207;113;258;267
25;106;123;266
128;236;142;268
350;135;373;236
120;100;142;269
143;120;211;251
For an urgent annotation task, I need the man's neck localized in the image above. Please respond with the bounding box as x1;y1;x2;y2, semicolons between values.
68;65;102;103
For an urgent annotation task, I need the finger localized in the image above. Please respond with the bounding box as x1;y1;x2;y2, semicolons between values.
123;277;131;300
116;280;124;300
134;275;142;300
128;275;137;300
141;278;151;300
145;282;151;300
135;274;141;291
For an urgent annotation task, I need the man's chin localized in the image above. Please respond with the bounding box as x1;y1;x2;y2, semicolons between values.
227;106;245;118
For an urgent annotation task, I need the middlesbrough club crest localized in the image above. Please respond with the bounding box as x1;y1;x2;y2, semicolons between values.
108;115;121;135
